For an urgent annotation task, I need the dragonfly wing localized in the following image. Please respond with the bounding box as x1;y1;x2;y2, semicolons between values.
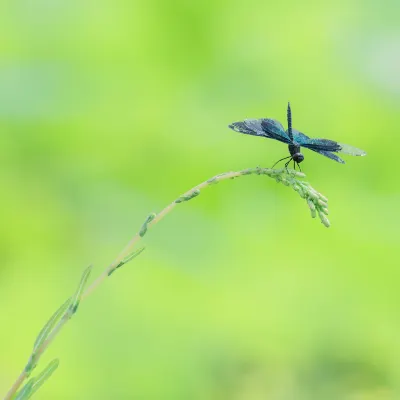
292;129;340;152
229;118;290;143
229;121;257;135
244;119;270;137
303;139;366;155
293;129;366;154
300;139;341;152
260;118;291;143
308;149;345;164
292;129;310;145
338;143;367;156
293;131;342;162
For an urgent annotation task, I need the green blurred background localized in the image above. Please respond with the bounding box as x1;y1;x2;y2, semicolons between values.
1;0;399;399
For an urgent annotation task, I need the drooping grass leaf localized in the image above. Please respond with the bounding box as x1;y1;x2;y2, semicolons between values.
33;298;71;354
108;247;146;276
69;265;93;315
27;359;59;399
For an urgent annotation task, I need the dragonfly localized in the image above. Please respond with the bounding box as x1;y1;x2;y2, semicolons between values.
229;103;366;171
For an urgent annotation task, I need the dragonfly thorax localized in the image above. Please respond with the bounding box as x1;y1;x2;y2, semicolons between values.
288;144;304;164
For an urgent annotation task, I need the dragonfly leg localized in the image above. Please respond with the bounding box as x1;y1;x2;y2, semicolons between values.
297;162;302;172
272;155;291;169
284;158;293;173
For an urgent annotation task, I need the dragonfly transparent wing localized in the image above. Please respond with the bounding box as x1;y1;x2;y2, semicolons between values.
337;143;367;156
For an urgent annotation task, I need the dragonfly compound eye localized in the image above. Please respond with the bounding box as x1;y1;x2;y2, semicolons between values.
293;153;304;163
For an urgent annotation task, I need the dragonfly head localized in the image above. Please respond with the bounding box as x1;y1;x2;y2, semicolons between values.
293;152;304;164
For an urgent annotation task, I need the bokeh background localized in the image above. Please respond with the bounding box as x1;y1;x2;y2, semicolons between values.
1;0;399;399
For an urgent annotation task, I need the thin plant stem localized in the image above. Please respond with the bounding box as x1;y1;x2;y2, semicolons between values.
83;170;241;299
3;167;329;400
3;373;26;400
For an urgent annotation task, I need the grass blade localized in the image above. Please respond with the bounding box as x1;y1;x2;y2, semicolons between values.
14;379;34;400
69;265;93;315
108;247;145;276
139;213;156;237
27;359;59;399
33;298;71;353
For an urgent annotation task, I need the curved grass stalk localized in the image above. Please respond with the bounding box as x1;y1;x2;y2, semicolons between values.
3;167;329;400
